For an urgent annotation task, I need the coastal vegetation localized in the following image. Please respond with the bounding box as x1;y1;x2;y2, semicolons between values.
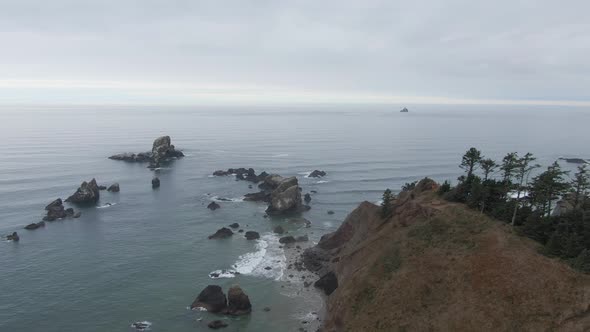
440;147;590;270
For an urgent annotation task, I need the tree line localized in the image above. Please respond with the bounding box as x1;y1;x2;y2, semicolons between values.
381;147;590;272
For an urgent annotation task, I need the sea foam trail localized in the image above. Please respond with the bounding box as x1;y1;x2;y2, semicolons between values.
130;321;152;331
209;233;286;281
210;196;244;203
97;203;117;209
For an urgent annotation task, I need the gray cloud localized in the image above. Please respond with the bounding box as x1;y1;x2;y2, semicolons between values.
0;0;589;104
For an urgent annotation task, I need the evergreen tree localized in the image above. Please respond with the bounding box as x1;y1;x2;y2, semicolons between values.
460;148;482;178
529;162;571;217
500;152;519;183
511;153;539;225
381;189;394;218
571;164;590;209
480;158;498;181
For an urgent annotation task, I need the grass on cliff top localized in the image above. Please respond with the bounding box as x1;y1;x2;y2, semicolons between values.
408;205;491;250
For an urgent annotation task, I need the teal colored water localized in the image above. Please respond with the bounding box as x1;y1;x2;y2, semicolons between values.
0;105;588;331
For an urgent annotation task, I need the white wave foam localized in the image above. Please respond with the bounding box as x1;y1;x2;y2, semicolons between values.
231;233;286;281
97;202;117;209
211;196;244;203
209;269;238;279
272;153;289;157
299;171;312;178
316;180;329;184
130;321;152;331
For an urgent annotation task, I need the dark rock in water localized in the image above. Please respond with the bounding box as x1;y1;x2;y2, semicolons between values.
229;223;240;229
296;235;309;242
131;321;151;331
223;285;252;316
559;157;588;164
266;177;308;215
213;170;230;176
98;185;107;190
238;229;244;233
107;183;120;192
308;170;326;178
243;191;270;202
258;174;284;191
7;232;19;242
73;212;81;218
273;226;285;234
310;190;318;194
400;107;409;112
207;320;228;329
245;231;260;240
304;193;312;203
279;236;296;244
208;227;233;239
65;208;74;217
215;197;232;202
65;179;100;205
207;202;221;211
327;210;335;215
44;198;67;220
191;285;228;313
213;168;268;183
152;177;160;189
148;136;185;168
314;271;338;295
263;306;271;312
25;221;45;230
109;136;183;167
264;266;272;270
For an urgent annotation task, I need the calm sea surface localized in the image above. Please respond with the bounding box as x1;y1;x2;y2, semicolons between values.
0;105;588;331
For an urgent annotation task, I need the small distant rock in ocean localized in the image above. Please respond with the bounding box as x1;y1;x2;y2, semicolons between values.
151;177;160;189
559;157;588;164
212;167;269;183
65;179;100;205
208;227;233;239
279;236;296;244
207;320;228;329
207;202;221;210
191;285;228;313
109;135;184;168
228;223;240;229
107;183;120;192
43;198;80;221
304;193;312;203
308;170;326;178
6;232;19;242
400;107;409;112
130;321;152;331
244;231;260;240
25;221;45;230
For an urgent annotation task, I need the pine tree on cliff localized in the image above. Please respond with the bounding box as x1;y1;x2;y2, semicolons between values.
460;147;482;178
511;153;539;226
480;158;497;181
571;164;590;209
529;161;570;217
381;189;394;218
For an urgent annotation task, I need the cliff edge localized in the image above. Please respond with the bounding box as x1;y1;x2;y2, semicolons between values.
304;179;590;331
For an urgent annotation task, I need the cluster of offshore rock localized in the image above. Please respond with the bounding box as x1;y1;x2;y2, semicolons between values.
109;135;184;168
190;284;253;329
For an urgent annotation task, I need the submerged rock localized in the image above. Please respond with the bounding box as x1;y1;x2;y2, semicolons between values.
151;177;160;189
131;321;152;331
314;271;338;295
207;202;221;211
273;226;285;235
191;285;227;313
304;193;312;203
7;232;19;242
244;231;260;240
65;179;100;205
107;183;120;192
228;223;240;229
25;221;45;230
207;320;228;329
308;170;327;178
327;210;335;215
208;227;233;239
279;236;296;244
223;285;252;315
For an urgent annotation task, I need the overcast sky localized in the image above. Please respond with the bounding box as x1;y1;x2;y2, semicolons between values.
1;0;589;105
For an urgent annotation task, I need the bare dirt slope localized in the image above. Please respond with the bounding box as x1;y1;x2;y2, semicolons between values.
305;179;590;332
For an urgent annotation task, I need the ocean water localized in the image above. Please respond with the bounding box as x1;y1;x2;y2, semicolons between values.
0;105;588;331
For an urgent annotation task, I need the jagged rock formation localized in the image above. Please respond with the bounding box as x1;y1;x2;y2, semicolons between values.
304;178;590;331
7;232;19;242
65;179;100;205
212;168;268;183
191;285;227;313
266;176;308;215
107;183;120;192
109;136;183;168
224;285;252;315
308;170;326;178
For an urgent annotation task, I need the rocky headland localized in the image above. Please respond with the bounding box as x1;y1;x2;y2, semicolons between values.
302;178;590;331
109;135;184;168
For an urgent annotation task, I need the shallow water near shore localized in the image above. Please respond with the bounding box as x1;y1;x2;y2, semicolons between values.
0;104;589;331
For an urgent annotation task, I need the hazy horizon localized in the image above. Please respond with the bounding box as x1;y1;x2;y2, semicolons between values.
1;0;590;106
